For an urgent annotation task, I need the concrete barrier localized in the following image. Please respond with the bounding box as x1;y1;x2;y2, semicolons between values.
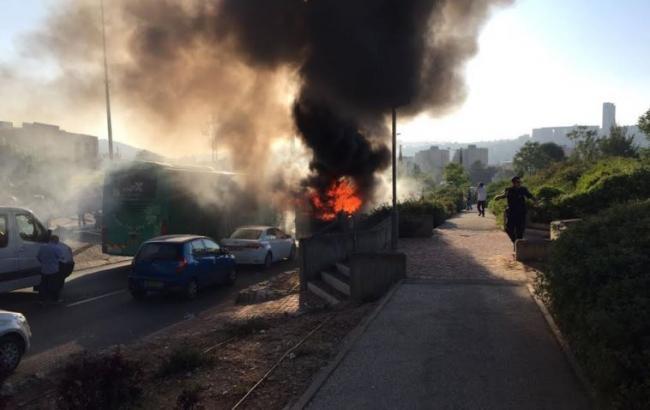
550;219;582;240
515;239;552;262
299;217;391;290
350;252;406;302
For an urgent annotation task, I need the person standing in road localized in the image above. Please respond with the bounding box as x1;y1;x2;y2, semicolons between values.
476;182;487;217
36;235;64;304
57;238;75;282
494;176;534;244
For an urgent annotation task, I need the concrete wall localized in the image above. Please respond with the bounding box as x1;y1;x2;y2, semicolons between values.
299;217;391;290
515;239;551;263
350;252;406;302
300;233;352;289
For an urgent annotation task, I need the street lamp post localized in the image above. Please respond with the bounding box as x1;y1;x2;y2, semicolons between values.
391;107;398;250
100;0;114;160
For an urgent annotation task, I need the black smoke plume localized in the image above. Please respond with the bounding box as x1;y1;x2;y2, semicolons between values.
6;0;511;205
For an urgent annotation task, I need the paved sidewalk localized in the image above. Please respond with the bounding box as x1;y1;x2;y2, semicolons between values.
306;212;591;410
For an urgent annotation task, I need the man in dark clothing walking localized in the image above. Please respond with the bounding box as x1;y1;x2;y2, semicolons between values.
494;176;534;243
37;235;64;303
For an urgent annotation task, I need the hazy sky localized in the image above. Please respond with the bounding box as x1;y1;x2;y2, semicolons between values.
2;0;650;145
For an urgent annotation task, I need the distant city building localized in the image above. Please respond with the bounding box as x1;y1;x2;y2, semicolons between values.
452;144;488;169
531;125;599;146
0;122;98;167
413;145;450;174
531;102;647;148
602;102;616;133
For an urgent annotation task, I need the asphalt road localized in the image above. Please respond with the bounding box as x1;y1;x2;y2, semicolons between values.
0;259;297;377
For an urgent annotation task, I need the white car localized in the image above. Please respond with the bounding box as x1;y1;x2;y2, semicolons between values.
0;207;71;294
221;226;296;268
0;310;31;375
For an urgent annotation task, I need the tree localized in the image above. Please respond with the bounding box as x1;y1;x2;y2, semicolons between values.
443;163;469;188
598;126;638;158
513;141;565;176
638;108;650;140
567;126;600;161
539;142;566;162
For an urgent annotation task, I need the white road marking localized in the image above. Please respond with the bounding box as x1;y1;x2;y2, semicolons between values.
66;289;127;307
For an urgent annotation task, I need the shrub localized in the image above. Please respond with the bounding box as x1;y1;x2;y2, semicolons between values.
537;201;650;409
57;350;143;410
157;347;211;378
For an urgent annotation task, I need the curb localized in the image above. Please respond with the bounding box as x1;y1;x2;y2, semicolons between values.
288;280;404;410
525;283;601;409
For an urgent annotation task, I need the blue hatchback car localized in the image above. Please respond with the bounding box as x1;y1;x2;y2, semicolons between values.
129;235;237;300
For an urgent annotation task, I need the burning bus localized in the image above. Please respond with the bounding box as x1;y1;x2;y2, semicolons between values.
102;162;249;256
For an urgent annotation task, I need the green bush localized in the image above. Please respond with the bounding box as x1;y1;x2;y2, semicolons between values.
537;201;650;409
574;157;641;193
366;190;461;237
57;350;143;410
490;159;650;224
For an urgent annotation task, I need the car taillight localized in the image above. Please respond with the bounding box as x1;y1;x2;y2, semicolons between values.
176;258;188;273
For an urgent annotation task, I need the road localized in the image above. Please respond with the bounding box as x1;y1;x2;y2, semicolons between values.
0;259;297;377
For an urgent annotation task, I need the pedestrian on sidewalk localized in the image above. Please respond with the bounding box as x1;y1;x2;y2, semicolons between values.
36;235;65;304
466;188;473;210
494;176;534;244
476;182;487;217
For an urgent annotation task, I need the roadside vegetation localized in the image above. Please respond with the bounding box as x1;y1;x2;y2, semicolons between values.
489;109;650;409
370;162;469;235
7;275;374;410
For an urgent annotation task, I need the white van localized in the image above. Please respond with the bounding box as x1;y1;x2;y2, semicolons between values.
0;207;57;293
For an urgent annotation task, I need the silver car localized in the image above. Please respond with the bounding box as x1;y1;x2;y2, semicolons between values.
0;310;31;375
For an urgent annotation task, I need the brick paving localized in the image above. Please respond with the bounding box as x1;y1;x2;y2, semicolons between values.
400;211;532;283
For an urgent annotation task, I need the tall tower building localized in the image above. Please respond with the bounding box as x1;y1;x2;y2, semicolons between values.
602;102;616;133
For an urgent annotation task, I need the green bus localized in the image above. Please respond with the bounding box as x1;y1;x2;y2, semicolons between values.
102;162;245;256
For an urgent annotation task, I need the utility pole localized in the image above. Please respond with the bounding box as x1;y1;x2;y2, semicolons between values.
101;0;114;160
391;108;398;250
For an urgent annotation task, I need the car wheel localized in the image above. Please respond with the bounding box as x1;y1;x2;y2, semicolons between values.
185;279;199;300
130;289;146;301
0;335;24;375
288;245;297;261
225;266;236;286
263;252;273;270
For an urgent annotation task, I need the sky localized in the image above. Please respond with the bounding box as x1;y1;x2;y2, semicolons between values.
1;0;650;146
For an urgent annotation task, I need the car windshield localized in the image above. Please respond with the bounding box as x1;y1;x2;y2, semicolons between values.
136;243;181;262
230;228;263;240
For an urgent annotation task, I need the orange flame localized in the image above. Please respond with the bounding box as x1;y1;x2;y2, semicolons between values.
310;179;363;221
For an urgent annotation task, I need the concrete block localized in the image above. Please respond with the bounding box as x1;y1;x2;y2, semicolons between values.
515;239;551;262
350;252;406;303
550;219;582;240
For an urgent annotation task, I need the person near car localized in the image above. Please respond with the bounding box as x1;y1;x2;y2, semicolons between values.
57;239;75;280
494;176;534;244
36;235;64;303
476;182;487;217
